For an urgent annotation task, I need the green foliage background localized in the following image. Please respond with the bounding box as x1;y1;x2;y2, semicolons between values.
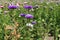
0;1;60;40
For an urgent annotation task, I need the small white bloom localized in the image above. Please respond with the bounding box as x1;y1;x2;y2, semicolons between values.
24;2;28;4
29;8;34;12
58;34;60;37
31;8;34;11
42;19;45;22
16;3;20;7
4;11;9;14
19;15;21;17
26;23;33;28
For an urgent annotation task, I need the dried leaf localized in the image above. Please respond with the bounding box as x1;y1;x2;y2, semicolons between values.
16;33;21;38
5;25;14;30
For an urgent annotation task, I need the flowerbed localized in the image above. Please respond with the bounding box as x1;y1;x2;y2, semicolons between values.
0;1;60;40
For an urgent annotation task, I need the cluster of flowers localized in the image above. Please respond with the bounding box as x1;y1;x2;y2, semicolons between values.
0;2;60;40
3;3;38;28
19;5;37;28
20;13;36;27
0;2;39;28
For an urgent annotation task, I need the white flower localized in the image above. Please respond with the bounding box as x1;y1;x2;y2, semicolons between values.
42;19;45;22
19;15;21;17
16;3;20;7
58;34;60;37
4;11;8;13
24;2;28;4
30;8;34;11
26;23;33;28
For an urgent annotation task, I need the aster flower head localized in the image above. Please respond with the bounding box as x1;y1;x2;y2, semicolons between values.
20;13;26;17
24;5;33;9
8;5;18;9
25;14;33;19
31;21;36;24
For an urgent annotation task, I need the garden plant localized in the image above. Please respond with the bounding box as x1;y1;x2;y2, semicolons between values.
0;0;60;40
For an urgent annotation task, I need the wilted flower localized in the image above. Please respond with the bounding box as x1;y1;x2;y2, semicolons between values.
16;33;21;38
5;25;14;30
31;21;36;24
24;5;33;9
15;22;19;27
20;13;26;17
11;30;16;36
16;3;20;7
25;14;33;19
8;5;18;9
0;5;4;8
26;23;33;28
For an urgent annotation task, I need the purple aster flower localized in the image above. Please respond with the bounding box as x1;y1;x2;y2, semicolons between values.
24;5;33;9
25;14;33;19
31;21;36;24
20;13;26;17
8;5;18;9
